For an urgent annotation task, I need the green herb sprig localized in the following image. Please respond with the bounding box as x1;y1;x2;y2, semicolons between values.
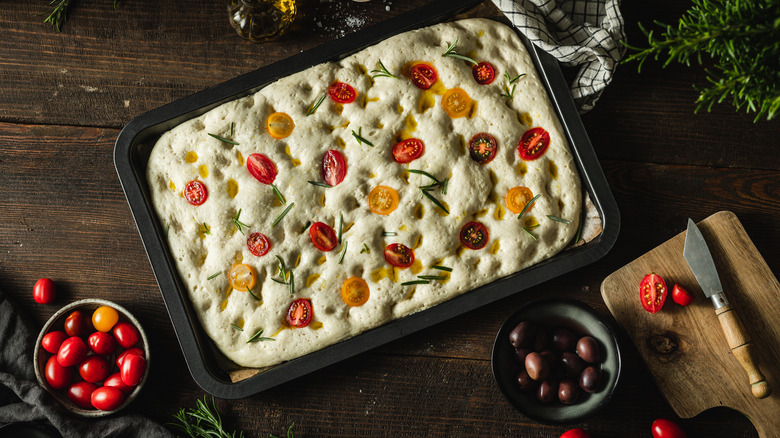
273;256;295;295
271;184;286;205
351;127;374;147
246;328;274;343
169;397;246;438
202;223;211;235
360;243;370;254
308;181;331;188
208;123;239;145
41;0;70;32
272;202;294;227
371;59;397;79
408;169;449;214
500;72;526;99
442;37;478;66
306;94;326;116
233;209;250;235
270;423;296;438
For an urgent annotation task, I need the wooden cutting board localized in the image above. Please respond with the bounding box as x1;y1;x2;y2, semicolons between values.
601;211;780;438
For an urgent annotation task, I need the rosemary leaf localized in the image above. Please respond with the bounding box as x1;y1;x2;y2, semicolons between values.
421;189;449;215
202;223;211;235
306;94;326;116
308;181;331;188
547;215;571;224
338;241;348;264
407;169;440;184
302;221;311;233
233;209;250;235
442;37;478;65
207;271;221;280
360;243;370;254
338;214;343;244
246;329;275;343
382;231;397;237
271;184;286;205
208;133;240;145
270;278;286;285
417;275;448;280
288;270;295;295
517;194;541;219
246;286;261;301
402;280;430;286
230;324;243;331
272;202;295;227
432;265;453;272
522;227;538;240
351;127;374;147
165;222;170;236
370;59;397;79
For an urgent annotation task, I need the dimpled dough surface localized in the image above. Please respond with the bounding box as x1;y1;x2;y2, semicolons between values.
147;18;582;368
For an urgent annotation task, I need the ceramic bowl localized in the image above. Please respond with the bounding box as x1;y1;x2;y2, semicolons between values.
33;299;150;417
491;298;621;423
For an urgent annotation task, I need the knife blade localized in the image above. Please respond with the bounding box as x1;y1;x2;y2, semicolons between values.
683;218;771;399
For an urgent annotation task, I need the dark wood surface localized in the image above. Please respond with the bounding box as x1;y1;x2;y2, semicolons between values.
1;0;777;437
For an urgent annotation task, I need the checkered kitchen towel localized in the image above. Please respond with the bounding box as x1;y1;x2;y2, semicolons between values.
492;0;626;112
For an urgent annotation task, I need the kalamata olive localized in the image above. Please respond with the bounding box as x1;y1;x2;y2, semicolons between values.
576;336;600;363
509;320;537;349
514;347;532;365
579;365;601;393
561;351;585;376
533;325;549;351
558;378;580;404
537;378;557;403
525;352;549;381
516;368;537;392
551;327;577;351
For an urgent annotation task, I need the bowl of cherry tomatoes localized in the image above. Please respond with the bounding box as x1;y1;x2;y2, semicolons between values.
33;299;150;417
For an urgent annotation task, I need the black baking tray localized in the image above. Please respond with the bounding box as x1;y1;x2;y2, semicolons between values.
114;0;620;399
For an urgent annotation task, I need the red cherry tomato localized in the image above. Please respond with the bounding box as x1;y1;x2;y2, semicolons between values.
41;331;69;354
309;222;338;252
105;372;135;394
116;347;145;368
67;381;97;410
328;81;357;104
247;232;271;257
286;298;313;328
91;386;125;411
120;354;146;387
472;61;496;85
560;429;591;438
518;127;551;160
57;336;88;367
87;331;117;356
409;63;438;90
78;355;110;383
640;273;668;313
652;418;687;438
384;243;415;268
672;283;695;306
392;138;425;164
459;221;489;250
247;153;278;185
64;310;90;337
468;133;498;165
33;278;56;304
44;355;72;390
322;149;347;187
112;322;140;349
183;180;208;206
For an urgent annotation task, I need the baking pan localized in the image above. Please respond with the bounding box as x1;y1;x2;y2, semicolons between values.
114;0;620;399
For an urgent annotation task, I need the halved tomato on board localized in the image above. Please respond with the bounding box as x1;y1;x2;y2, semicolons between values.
341;277;370;307
640;273;667;313
247;232;271;257
518;127;550;161
309;222;338;252
392;138;425;164
184;180;208;206
472;62;496;85
286;298;313;328
409;63;438;90
246;153;277;185
322;149;346;187
459;221;489;250
468;133;498;165
328;82;357;104
384;243;415;268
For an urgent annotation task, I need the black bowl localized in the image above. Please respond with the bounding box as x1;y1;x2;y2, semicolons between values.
491;298;621;423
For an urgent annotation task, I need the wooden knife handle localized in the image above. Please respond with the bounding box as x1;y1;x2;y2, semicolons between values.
715;304;772;399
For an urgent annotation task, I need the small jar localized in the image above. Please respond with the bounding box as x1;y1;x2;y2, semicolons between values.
227;0;297;43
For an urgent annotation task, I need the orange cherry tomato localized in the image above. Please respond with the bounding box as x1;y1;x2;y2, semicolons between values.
392;138;425;164
286;298;313;328
441;87;473;118
384;243;415;268
518;127;551;160
228;263;257;290
409;63;438;90
328;81;357;104
472;61;496;85
505;186;535;214
368;186;399;215
265;112;295;139
341;277;370;307
247;232;271;257
459;221;489;250
92;306;119;332
468;133;498;165
184;180;208;206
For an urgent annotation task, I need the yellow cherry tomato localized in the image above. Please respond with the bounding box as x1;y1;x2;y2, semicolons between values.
228;263;257;290
368;186;399;215
441;87;473;118
265;112;295;139
341;277;370;307
505;186;535;214
92;306;119;332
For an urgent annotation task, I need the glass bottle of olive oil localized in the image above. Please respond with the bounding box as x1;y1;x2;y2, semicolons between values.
227;0;296;43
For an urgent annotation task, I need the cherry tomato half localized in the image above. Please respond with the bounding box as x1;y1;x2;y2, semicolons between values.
92;305;119;332
79;355;110;383
672;283;695;306
228;263;257;291
247;232;272;257
409;63;438;90
384;243;415;268
33;278;56;304
505;186;535;214
88;331;117;356
286;298;313;328
45;355;73;390
120;354;146;387
518;127;551;161
392;138;425;164
184;180;208;206
57;336;88;367
41;331;69;354
328;81;357;104
322;149;347;187
67;381;97;410
112;322;140;349
247;153;278;185
341;277;370;307
368;186;399;215
640;273;668;313
64;310;90;337
468;133;498;165
309;222;338;252
441;87;473;119
472;61;496;85
105;372;134;394
560;428;591;438
459;221;489;250
116;347;145;368
91;386;125;411
265;112;295;139
652;418;687;438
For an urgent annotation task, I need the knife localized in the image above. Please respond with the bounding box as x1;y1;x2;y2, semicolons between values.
683;218;771;399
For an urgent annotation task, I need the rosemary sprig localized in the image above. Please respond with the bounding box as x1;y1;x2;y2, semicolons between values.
432;265;452;272
308;181;331;188
407;169;440;183
275;256;295;295
202;223;211;235
420;189;450;215
302;221;311;233
517;194;541;219
41;0;70;32
246;286;261;301
169;397;246;438
402;280;430;286
208;133;240;145
500;72;526;99
338;241;348;264
233;209;250;235
370;59;397;79
306;94;326;116
409;169;449;214
246;329;275;343
207;271;221;280
271;183;286;205
442;37;478;66
360;243;370;254
230;324;243;331
272;202;294;227
351;127;374;147
547;215;571;224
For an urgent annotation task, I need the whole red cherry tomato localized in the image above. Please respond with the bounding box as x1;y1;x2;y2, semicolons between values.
120;354;146;386
44;355;72;390
91;386;125;411
87;331;117;356
33;278;56;304
57;336;88;367
560;428;591;438
67;381;97;410
672;283;695;306
64;310;90;337
116;347;145;368
79;355;110;383
112;322;140;349
322;149;347;187
104;372;134;394
640;273;668;313
41;331;69;354
652;418;687;438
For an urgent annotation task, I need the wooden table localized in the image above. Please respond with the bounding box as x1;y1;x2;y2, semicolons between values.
1;0;777;436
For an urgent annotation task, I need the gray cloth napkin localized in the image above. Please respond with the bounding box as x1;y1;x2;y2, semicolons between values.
0;290;173;438
491;0;626;112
